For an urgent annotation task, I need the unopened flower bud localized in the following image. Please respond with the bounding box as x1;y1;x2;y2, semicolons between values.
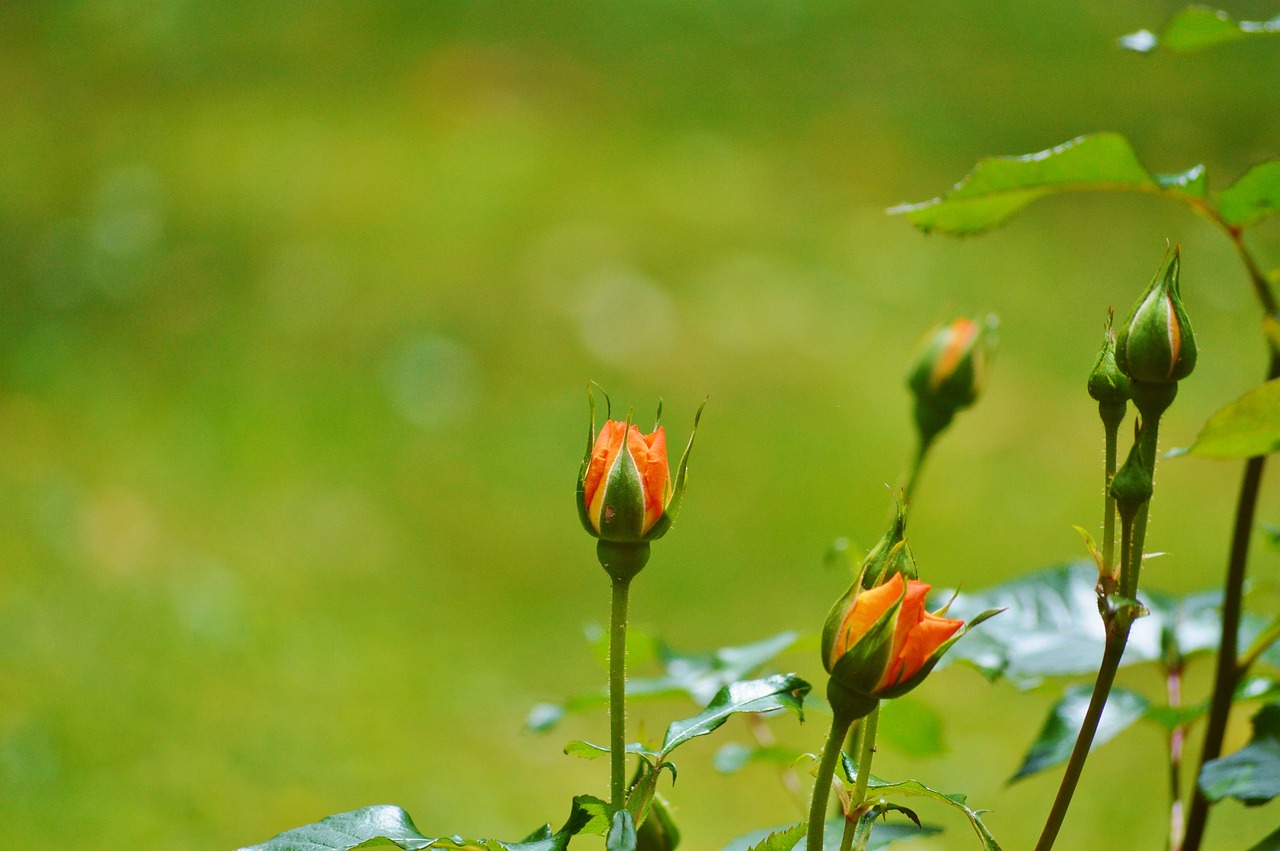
1088;326;1130;406
907;315;998;446
821;575;964;718
1115;247;1197;385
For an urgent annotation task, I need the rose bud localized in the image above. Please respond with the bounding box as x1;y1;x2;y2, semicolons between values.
1115;246;1196;385
820;574;979;719
907;315;998;446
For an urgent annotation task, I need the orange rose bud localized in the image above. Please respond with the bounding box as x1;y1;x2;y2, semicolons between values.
575;390;704;554
580;420;672;542
821;575;964;716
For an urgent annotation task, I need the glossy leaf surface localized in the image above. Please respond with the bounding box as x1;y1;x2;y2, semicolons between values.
889;134;1201;235
660;673;810;756
1011;685;1150;780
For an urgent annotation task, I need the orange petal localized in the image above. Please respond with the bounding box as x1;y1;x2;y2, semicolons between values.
876;610;963;691
639;427;669;532
884;580;931;669
833;577;904;661
583;421;628;523
930;318;978;389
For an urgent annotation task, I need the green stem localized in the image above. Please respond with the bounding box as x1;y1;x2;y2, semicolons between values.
1101;408;1122;575
1033;627;1131;851
902;438;932;505
1167;663;1186;851
851;704;880;808
807;710;855;851
609;573;632;812
839;809;859;851
1182;431;1274;850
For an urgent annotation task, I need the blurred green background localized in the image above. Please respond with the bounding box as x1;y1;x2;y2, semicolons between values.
3;1;1279;848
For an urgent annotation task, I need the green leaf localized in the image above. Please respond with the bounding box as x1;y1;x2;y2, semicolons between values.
938;563;1227;687
1181;378;1280;458
744;822;806;851
1199;702;1280;805
1120;7;1280;54
237;806;436;851
570;796;612;838
1219;161;1280;228
1011;685;1150;781
529;631;799;732
563;740;661;761
660;673;810;757
236;804;592;851
608;811;638;851
636;794;680;851
722;820;938;851
888;133;1202;235
859;778;1002;850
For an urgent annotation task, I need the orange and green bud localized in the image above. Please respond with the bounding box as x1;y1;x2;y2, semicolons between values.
907;315;998;446
1115;247;1196;385
576;389;703;549
821;574;964;718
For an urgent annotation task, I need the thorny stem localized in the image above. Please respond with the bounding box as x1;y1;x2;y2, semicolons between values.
851;704;880;809
1100;408;1123;575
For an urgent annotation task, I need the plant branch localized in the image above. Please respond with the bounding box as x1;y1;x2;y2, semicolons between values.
609;573;632;812
807;710;856;851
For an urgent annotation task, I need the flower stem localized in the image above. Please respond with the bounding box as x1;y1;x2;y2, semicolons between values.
807;709;855;851
1033;626;1130;851
1181;432;1273;850
609;572;632;812
1100;406;1123;574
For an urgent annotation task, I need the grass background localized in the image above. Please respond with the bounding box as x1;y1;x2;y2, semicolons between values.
1;1;1279;848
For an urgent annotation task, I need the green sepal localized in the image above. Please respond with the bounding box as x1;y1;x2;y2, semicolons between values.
577;384;608;536
642;398;706;542
1087;322;1130;407
859;498;916;589
595;411;648;542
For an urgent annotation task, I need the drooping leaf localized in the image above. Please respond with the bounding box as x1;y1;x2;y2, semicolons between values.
1219;161;1280;228
722;820;938;851
888;134;1202;235
1011;685;1150;781
528;631;799;732
937;563;1227;687
1120;7;1280;54
660;673;810;757
858;778;1002;851
1199;703;1280;805
1181;377;1280;458
570;796;612;838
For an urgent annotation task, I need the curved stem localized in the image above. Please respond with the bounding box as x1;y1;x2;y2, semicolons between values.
1181;417;1275;850
1033;629;1130;851
609;574;632;812
807;711;855;851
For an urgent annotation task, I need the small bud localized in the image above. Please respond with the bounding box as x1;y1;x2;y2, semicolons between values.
1088;324;1130;406
907;315;998;446
1109;439;1154;516
821;575;964;716
1115;247;1197;384
576;390;703;548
